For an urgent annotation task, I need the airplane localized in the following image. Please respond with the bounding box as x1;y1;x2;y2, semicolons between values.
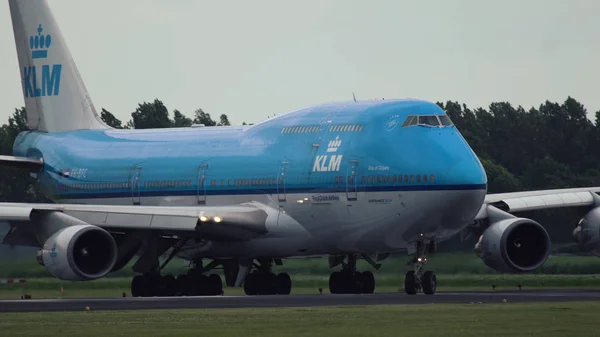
2;0;600;298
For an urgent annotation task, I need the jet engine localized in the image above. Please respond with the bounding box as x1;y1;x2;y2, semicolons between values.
474;217;551;273
36;224;118;281
572;207;600;256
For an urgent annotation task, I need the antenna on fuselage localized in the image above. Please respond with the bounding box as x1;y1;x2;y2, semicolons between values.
352;92;357;102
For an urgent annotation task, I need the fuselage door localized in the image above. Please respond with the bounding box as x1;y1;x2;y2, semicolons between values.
278;161;288;202
129;165;142;205
197;163;208;205
346;160;359;201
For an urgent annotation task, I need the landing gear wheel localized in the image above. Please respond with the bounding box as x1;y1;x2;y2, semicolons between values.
276;273;292;295
163;274;176;296
244;272;258;295
422;271;436;295
131;275;143;297
361;271;375;294
208;274;223;295
176;274;190;296
404;271;418;295
329;271;342;294
265;272;278;295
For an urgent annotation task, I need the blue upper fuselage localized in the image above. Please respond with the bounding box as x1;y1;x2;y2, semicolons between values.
12;99;487;201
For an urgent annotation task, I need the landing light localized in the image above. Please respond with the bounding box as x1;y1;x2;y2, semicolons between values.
200;216;209;222
214;216;223;223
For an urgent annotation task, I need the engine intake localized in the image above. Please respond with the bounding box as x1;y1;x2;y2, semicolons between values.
475;217;551;273
37;224;118;281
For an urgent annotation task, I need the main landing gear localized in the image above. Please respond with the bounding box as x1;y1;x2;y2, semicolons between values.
404;240;437;295
328;255;376;294
131;269;223;297
243;259;292;295
131;257;224;297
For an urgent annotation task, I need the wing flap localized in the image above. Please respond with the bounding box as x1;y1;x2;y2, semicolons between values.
477;187;600;220
0;155;44;171
0;202;272;241
0;205;33;221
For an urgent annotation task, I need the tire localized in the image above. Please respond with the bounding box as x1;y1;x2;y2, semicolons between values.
361;271;375;294
276;273;292;295
422;271;436;295
404;271;418;295
244;272;257;295
329;271;341;294
131;275;143;297
208;274;223;296
163;274;176;296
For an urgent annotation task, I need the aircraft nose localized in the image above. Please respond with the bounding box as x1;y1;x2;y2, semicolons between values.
446;153;487;188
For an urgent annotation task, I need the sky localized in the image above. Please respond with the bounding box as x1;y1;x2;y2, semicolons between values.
1;0;600;126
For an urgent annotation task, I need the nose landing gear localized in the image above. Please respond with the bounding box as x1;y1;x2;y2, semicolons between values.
404;240;437;295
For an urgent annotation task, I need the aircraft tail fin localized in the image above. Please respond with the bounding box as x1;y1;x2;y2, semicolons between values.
9;0;109;132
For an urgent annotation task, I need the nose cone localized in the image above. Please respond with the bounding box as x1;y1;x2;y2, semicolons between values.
446;152;487;188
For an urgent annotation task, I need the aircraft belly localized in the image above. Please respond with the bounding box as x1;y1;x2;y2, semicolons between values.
63;188;484;258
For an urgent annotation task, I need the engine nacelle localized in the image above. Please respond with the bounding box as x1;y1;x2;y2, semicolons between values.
474;217;551;273
573;207;600;256
36;224;118;281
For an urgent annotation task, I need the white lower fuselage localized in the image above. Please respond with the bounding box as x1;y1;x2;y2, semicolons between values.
61;188;486;260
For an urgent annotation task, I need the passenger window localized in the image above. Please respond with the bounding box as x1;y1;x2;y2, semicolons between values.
417;175;421;183
430;174;435;182
423;175;428;182
410;175;415;182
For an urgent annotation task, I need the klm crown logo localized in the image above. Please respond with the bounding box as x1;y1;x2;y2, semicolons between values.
23;24;62;98
327;136;342;153
30;24;52;59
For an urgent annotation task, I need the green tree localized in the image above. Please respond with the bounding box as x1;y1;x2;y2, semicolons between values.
129;99;172;129
100;108;124;129
192;108;217;126
218;114;231;126
172;109;193;127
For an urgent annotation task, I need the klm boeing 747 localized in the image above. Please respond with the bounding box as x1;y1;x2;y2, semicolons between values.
3;0;600;297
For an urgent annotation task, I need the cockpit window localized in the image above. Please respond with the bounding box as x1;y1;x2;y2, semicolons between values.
402;114;454;128
418;116;440;127
402;116;417;127
438;115;453;126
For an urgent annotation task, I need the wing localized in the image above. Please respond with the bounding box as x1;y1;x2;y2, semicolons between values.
0;201;288;244
476;186;600;220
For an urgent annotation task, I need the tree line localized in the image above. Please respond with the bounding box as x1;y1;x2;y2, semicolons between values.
0;96;598;245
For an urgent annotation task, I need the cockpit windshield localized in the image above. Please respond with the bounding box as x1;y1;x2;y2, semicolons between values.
401;114;454;128
438;115;453;126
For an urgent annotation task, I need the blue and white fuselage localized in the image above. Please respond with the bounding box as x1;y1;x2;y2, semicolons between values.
13;99;488;259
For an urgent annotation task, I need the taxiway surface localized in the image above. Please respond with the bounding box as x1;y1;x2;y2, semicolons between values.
1;290;599;313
